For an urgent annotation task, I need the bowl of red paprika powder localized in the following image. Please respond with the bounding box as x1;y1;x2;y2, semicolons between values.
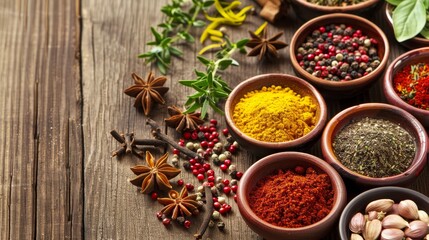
289;13;389;97
383;47;429;129
224;73;327;157
237;152;347;240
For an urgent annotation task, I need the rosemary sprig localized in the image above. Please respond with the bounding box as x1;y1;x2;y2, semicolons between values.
179;36;248;119
138;0;214;74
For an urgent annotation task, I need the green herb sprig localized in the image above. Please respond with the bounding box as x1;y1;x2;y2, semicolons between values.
138;0;214;74
387;0;429;41
179;37;248;119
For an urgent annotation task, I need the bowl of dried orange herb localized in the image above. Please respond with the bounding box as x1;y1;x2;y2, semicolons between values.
383;47;429;129
236;151;347;240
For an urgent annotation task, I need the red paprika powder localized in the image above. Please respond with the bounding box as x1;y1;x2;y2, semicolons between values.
248;166;334;228
393;62;429;110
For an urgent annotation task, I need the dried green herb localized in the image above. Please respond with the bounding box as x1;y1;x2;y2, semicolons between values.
333;117;416;178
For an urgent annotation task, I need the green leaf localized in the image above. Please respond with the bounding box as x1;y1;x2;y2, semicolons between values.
184;102;201;114
208;99;224;114
235;38;249;48
393;0;426;42
197;56;211;65
160;37;172;48
420;25;429;38
386;0;403;5
200;100;209;119
189;91;205;99
179;80;196;87
138;52;153;58
179;31;195;42
213;89;229;98
203;0;215;8
217;59;233;70
169;47;183;57
423;0;429;7
151;27;163;43
157;60;168;74
193;20;206;27
194;69;206;77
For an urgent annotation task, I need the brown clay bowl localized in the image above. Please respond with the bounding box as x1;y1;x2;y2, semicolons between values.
321;103;428;188
290;0;381;21
237;151;347;240
339;186;429;240
383;47;429;128
289;13;390;97
384;3;429;49
224;73;327;157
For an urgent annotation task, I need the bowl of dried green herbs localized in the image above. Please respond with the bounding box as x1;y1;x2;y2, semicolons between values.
383;47;429;128
321;103;428;188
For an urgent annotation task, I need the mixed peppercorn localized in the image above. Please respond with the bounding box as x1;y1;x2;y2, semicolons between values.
296;24;381;81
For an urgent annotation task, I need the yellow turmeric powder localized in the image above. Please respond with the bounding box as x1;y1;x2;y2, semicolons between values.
233;85;317;142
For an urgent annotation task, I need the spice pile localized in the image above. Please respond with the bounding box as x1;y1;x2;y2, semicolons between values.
233;85;317;142
333;117;416;178
348;198;429;239
296;24;380;81
306;0;367;6
393;62;429;110
249;166;334;228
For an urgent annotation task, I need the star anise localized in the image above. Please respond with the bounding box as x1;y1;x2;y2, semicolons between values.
129;151;181;194
245;28;288;60
124;72;169;115
164;105;205;133
158;186;201;220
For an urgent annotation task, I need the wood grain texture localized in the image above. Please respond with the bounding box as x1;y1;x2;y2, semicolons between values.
1;0;428;239
0;0;83;239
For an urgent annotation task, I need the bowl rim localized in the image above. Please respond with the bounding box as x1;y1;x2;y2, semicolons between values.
289;13;390;89
384;3;429;44
338;186;429;239
383;47;429;115
224;73;327;149
237;151;347;232
291;0;381;12
321;102;428;185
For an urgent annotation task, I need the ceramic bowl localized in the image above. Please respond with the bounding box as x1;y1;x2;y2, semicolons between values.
384;3;429;49
321;103;428;188
224;73;327;156
291;0;381;21
383;47;429;129
237;151;347;240
290;13;389;97
339;186;429;240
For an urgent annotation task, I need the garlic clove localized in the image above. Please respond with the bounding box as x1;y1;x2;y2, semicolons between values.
382;214;409;229
425;233;429;240
418;210;429;224
387;203;400;215
404;220;429;239
349;212;366;233
398;199;419;220
366;199;395;213
363;219;382;240
368;211;378;221
380;228;405;240
350;233;364;240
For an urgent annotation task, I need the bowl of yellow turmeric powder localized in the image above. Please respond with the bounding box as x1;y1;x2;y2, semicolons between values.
225;73;327;156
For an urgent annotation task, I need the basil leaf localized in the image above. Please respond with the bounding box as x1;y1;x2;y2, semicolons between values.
420;25;429;39
386;0;403;6
393;0;426;42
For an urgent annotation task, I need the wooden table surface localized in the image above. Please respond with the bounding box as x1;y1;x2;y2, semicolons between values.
1;0;428;239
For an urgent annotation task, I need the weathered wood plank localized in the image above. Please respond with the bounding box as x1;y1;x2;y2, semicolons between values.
0;0;83;239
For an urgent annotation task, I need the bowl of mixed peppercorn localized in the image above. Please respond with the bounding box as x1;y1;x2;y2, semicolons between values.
383;47;429;128
237;151;347;240
321;103;428;188
289;13;389;97
290;0;381;21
